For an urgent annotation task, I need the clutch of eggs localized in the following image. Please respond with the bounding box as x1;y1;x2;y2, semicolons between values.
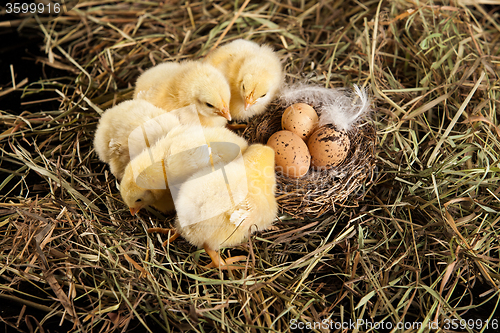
267;103;351;179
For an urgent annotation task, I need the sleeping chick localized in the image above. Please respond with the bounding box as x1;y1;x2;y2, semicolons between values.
120;125;248;215
120;161;176;215
134;61;232;127
171;143;277;270
205;39;283;121
94;99;181;180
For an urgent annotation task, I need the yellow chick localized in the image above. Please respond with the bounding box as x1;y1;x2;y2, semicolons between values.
160;125;248;185
171;143;277;270
120;160;176;215
205;39;283;121
94;99;180;180
120;125;248;215
134;61;232;127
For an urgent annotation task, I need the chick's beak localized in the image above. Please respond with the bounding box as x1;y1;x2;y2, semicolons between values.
130;207;140;216
218;103;231;121
245;94;256;110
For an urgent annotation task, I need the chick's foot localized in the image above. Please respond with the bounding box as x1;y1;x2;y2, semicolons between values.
147;228;180;246
204;244;247;270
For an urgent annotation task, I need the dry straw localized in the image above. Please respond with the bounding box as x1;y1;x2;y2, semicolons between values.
1;0;500;332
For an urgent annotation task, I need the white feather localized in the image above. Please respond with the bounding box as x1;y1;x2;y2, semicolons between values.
279;83;371;131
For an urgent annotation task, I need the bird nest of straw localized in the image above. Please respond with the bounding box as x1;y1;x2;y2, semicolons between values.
243;95;377;218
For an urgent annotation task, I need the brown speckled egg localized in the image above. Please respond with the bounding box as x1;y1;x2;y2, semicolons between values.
267;130;310;179
281;103;319;140
307;125;350;170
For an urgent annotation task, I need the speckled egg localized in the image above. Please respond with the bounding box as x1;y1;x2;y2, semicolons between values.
267;130;311;179
281;103;319;141
307;125;350;170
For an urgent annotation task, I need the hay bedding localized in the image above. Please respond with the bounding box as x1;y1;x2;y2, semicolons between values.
1;1;500;332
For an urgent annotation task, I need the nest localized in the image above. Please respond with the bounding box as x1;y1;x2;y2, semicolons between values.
244;97;377;218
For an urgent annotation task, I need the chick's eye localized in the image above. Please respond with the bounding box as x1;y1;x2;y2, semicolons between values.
205;102;214;108
136;199;142;203
259;93;267;98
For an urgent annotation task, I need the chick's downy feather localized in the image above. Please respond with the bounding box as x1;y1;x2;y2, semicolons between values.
174;144;277;252
205;39;283;121
134;61;231;127
93;99;180;180
120;125;249;215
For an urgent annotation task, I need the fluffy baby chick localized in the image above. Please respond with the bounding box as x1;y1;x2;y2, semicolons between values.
172;143;277;270
134;61;232;127
161;125;248;185
205;39;283;121
120;151;176;216
120;125;248;216
94;99;180;180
